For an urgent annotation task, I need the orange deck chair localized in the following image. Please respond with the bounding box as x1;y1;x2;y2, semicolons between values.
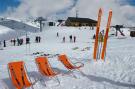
8;61;34;89
35;57;60;85
58;54;84;77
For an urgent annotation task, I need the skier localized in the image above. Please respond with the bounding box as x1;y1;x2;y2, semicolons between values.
35;36;38;43
3;40;6;47
57;32;59;37
22;39;24;45
101;30;104;35
0;41;2;50
26;37;31;55
93;34;96;39
69;35;72;42
17;38;20;46
99;32;103;42
26;37;30;44
20;39;23;45
38;36;41;43
73;36;76;43
97;32;104;59
63;37;65;43
13;39;16;46
10;39;13;45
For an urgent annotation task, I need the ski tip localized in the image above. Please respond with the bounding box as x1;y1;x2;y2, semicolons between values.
99;8;102;12
109;9;113;13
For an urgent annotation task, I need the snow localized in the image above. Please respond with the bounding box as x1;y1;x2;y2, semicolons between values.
0;25;135;89
0;25;14;34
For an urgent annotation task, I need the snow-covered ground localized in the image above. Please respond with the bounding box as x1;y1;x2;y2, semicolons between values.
0;26;135;89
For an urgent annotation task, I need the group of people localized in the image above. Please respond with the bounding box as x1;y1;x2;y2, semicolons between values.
11;38;24;46
0;36;42;50
69;35;76;43
57;32;76;43
62;35;76;43
93;30;104;42
35;36;41;43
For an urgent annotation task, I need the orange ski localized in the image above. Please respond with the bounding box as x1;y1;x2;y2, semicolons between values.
101;10;112;60
93;8;102;60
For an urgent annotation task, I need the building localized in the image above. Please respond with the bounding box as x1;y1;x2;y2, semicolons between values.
48;22;55;26
57;19;65;26
130;27;135;37
65;17;97;27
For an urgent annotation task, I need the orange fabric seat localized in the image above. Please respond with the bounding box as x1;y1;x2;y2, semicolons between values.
8;61;33;89
58;54;84;70
35;57;58;77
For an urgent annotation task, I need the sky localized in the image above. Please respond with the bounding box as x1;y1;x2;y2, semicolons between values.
0;0;135;13
123;0;135;6
0;0;135;26
0;0;21;13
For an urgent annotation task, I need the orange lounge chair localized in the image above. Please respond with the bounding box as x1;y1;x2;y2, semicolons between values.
58;54;84;77
8;61;35;89
35;57;60;86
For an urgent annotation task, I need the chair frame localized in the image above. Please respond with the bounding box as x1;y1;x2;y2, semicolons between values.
35;56;60;87
8;61;37;89
58;54;84;78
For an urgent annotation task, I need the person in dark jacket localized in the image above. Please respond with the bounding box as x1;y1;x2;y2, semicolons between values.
20;39;23;45
26;37;30;44
35;36;38;43
93;34;96;39
38;36;41;43
57;32;59;37
3;40;6;47
17;38;20;46
63;36;65;43
69;35;72;42
0;41;2;50
10;39;13;45
73;36;76;43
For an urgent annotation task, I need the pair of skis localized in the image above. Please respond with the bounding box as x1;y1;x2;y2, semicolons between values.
93;8;112;61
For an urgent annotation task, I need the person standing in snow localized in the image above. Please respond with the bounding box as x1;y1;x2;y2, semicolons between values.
3;40;6;47
35;36;38;43
13;39;16;46
17;38;20;46
21;38;23;45
63;36;65;43
26;37;30;44
69;35;72;42
10;39;13;45
0;41;2;50
93;34;96;39
57;32;59;37
39;36;41;43
98;32;104;42
101;30;104;36
22;38;24;45
73;36;76;43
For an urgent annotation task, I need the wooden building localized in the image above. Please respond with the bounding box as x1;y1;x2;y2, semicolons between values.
65;17;97;27
130;28;135;37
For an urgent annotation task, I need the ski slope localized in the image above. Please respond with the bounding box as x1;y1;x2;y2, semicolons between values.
0;26;135;89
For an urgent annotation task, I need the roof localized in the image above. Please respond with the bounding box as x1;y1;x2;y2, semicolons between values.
130;29;135;31
129;27;135;31
66;17;97;23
